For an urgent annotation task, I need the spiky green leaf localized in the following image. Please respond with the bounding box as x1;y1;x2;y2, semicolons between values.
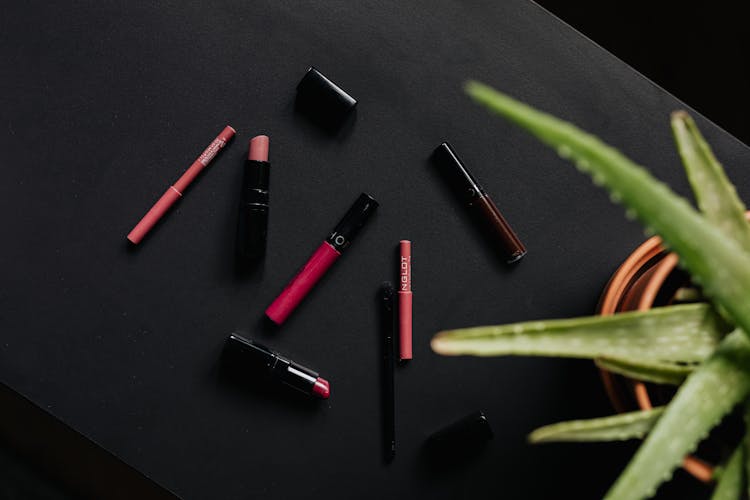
464;81;750;341
604;329;750;500
595;357;693;385
431;303;724;363
529;407;664;443
711;444;744;500
671;111;750;253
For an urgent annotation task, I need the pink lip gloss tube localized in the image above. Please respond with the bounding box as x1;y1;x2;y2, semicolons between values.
265;193;378;325
127;125;236;244
398;240;412;360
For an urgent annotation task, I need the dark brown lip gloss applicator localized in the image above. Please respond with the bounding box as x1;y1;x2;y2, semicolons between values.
432;142;526;263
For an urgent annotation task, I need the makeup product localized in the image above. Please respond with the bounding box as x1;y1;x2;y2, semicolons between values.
265;193;379;325
380;282;396;462
296;67;357;131
425;411;493;456
236;135;270;259
432;142;526;263
223;333;330;399
398;240;412;361
127;126;236;244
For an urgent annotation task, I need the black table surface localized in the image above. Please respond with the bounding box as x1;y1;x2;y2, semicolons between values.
3;1;749;499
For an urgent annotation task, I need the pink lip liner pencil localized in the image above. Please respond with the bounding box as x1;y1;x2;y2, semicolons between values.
127;125;236;244
398;240;412;360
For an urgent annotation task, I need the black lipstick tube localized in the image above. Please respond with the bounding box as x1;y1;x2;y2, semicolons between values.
432;142;526;263
223;334;330;399
380;282;396;462
236;152;270;260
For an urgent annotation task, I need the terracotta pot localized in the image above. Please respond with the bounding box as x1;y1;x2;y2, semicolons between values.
597;235;714;483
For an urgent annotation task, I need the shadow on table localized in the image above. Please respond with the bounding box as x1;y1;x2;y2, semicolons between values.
0;382;178;500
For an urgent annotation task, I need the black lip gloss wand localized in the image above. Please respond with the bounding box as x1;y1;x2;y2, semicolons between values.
380;282;396;462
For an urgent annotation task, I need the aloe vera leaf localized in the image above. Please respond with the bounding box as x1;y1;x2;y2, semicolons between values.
464;81;750;341
529;407;664;444
671;111;750;253
595;357;693;385
603;329;750;500
431;303;724;363
711;444;744;500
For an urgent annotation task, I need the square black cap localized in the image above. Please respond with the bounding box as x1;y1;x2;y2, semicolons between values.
296;67;357;131
425;411;494;458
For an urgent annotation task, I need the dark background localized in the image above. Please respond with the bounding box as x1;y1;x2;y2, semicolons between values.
539;1;750;145
1;1;748;499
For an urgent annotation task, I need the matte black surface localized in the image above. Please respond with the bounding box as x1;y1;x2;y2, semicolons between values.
223;334;321;397
2;1;748;499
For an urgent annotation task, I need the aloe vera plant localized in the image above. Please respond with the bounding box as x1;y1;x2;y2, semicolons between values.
431;83;750;499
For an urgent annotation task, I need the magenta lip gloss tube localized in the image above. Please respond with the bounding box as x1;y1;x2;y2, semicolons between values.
265;193;378;325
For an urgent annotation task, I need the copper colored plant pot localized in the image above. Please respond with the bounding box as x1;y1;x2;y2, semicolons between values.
597;236;714;483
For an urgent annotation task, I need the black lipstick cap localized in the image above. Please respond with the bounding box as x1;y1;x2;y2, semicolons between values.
222;334;322;397
223;334;274;374
425;411;494;455
296;67;357;131
326;193;379;252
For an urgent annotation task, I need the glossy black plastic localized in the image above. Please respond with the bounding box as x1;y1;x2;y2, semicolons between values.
236;159;270;259
432;142;485;204
326;192;379;252
425;411;493;454
296;67;357;130
223;334;319;396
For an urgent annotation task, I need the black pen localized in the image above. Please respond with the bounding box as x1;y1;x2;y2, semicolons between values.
380;282;396;462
